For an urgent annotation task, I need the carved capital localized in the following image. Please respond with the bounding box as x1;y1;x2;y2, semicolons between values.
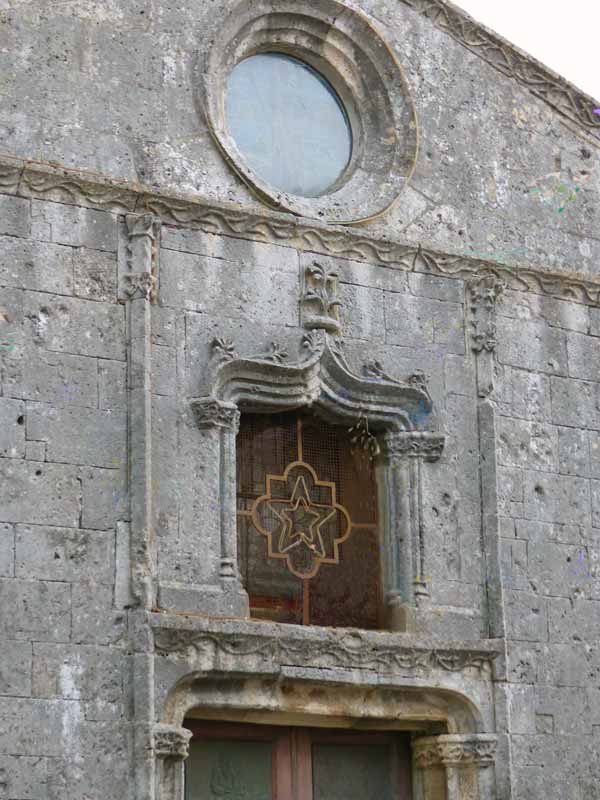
413;735;497;769
192;398;240;432
468;276;505;353
302;261;342;334
381;431;445;463
153;725;192;761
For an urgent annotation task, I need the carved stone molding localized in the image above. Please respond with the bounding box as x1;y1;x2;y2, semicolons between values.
152;623;497;676
301;261;342;334
200;330;431;432
153;725;193;761
399;0;600;138
468;276;505;353
413;734;497;768
192;398;240;432
19;162;138;212
381;431;446;463
2;157;599;308
190;330;444;624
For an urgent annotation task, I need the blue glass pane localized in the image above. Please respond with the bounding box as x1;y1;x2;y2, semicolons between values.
226;53;352;198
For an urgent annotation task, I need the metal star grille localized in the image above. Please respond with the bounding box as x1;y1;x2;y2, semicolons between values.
251;461;350;580
237;413;380;627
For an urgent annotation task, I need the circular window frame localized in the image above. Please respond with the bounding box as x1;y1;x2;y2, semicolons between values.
200;0;419;225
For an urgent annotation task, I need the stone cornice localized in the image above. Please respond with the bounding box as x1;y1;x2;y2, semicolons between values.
399;0;600;139
150;614;500;677
2;155;599;307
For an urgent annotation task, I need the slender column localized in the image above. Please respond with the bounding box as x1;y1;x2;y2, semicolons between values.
153;725;193;800
413;735;497;800
123;213;160;609
378;431;445;630
192;398;248;606
468;276;506;639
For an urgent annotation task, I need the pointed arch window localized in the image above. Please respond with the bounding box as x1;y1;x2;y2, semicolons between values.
236;411;381;629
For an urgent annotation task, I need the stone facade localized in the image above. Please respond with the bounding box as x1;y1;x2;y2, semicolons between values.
1;1;599;799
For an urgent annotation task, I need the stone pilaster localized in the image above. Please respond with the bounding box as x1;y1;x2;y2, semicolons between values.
124;213;160;610
468;276;506;639
153;725;192;800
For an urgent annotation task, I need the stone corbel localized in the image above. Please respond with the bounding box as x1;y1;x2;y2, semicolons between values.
413;734;497;800
153;725;192;800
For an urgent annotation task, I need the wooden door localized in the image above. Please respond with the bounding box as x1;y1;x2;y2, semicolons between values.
184;722;412;800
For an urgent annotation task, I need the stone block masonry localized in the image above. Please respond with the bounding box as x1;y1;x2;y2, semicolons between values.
0;0;599;794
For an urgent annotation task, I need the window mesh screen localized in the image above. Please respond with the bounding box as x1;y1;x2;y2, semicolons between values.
236;411;380;629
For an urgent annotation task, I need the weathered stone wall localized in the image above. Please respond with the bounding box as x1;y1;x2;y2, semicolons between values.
1;0;599;274
1;1;599;799
0;195;131;797
494;291;600;800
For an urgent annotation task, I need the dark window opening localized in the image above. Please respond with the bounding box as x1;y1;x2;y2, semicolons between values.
236;411;381;629
184;720;412;800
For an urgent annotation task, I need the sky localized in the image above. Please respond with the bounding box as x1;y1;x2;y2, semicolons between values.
451;0;600;101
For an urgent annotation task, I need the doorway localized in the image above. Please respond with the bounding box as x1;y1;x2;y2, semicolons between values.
184;720;412;800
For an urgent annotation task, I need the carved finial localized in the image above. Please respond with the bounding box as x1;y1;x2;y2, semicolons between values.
468;276;505;353
302;261;342;334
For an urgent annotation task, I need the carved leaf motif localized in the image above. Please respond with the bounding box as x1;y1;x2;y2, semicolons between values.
259;342;288;363
212;337;236;361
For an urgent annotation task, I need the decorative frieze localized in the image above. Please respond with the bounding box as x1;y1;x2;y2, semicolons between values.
153;625;497;676
2;158;599;307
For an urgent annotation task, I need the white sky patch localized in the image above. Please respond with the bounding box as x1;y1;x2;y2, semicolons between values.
451;0;600;101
